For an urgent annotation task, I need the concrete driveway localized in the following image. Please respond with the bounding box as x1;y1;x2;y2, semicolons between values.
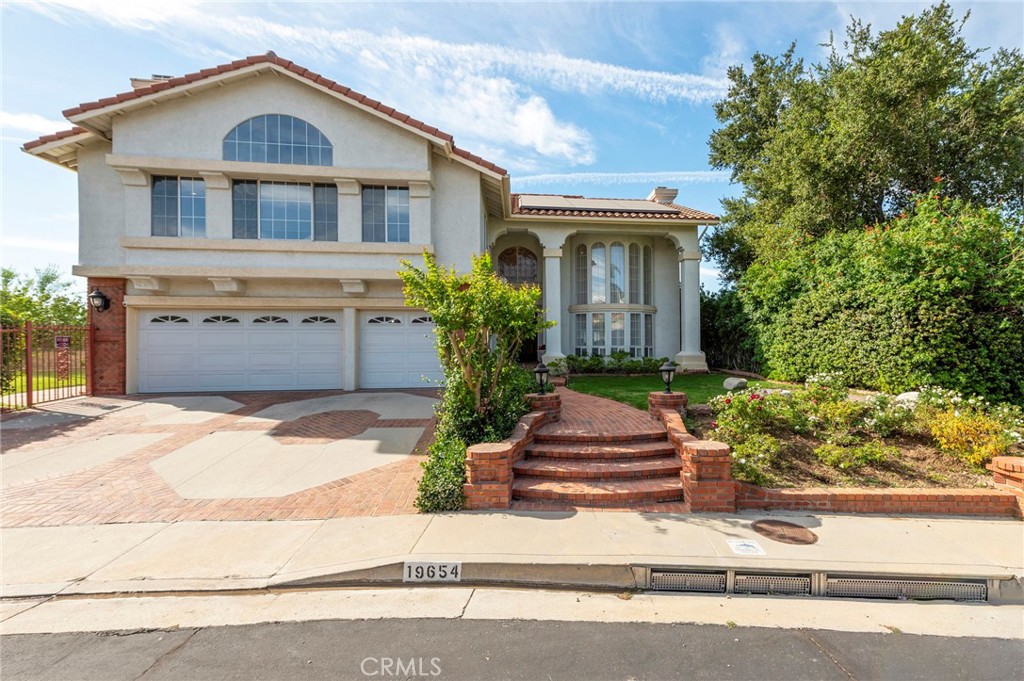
1;390;437;527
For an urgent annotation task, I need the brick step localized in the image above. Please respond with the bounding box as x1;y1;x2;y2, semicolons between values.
534;430;667;444
525;440;676;460
513;456;682;480
512;476;684;505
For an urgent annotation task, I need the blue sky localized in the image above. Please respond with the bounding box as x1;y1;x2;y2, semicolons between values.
2;1;1021;292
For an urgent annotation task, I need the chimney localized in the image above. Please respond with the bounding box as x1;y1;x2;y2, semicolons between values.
130;74;173;90
647;186;678;204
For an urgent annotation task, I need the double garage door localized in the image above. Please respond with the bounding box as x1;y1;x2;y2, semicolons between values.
137;310;441;393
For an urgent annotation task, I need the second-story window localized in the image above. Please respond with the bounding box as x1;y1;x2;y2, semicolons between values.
362;186;409;243
231;180;337;240
223;114;333;166
152;176;205;237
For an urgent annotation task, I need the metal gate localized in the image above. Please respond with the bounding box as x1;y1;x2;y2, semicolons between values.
0;321;91;411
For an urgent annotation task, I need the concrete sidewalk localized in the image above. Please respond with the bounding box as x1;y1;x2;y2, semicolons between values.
3;511;1022;602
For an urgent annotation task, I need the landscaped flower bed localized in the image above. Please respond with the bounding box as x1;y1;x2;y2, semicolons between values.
698;374;1024;489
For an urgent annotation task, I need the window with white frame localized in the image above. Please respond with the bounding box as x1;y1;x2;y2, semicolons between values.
362;186;409;243
572;239;656;357
231;180;337;240
152;176;206;237
223;114;333;166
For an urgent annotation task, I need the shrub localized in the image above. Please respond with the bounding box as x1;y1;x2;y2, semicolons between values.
863;394;916;438
742;190;1024;403
928;409;1015;467
730;433;780;485
564;353;666;375
813;441;896;472
0;309;24;394
700;286;760;373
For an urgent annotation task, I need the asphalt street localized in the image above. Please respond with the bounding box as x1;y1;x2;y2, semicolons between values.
2;618;1020;681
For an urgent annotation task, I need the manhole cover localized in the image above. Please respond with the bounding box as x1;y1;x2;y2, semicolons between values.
751;520;818;545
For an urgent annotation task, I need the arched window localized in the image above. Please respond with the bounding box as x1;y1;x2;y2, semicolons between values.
574;244;588;305
609;242;626;304
590;242;606;304
642;246;653;306
223;114;333;166
628;244;640;304
497;247;538;286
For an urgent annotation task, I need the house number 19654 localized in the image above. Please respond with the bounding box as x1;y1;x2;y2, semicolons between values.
403;562;462;582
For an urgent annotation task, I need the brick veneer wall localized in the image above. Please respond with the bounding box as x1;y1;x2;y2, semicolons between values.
87;277;126;396
463;393;562;510
653;405;1022;519
987;457;1024;517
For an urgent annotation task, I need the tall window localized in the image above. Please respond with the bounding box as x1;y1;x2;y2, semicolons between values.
362;186;409;242
628;244;640;304
609;242;626;304
152;176;205;237
643;246;653;305
591;242;606;304
231;180;337;240
574;244;588;305
223;114;332;166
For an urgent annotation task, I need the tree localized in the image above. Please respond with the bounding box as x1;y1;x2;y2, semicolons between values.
1;266;87;326
399;251;553;420
707;2;1024;282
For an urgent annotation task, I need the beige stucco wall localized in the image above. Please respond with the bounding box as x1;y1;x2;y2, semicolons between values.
77;142;124;267
430;157;487;266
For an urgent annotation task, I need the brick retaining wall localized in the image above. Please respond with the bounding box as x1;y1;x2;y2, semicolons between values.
463;393;561;510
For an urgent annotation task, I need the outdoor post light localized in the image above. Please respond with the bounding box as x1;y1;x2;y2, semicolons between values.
659;360;676;394
88;288;111;313
534;361;550;395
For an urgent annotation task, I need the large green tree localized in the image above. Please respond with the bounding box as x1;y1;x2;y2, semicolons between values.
707;2;1023;282
1;266;86;326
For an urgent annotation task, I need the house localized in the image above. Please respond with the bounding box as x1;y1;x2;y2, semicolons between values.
23;53;717;395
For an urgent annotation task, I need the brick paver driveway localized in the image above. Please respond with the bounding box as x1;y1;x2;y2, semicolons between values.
1;390;437;527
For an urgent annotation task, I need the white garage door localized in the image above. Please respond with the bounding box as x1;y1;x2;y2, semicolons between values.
138;311;343;393
359;311;443;388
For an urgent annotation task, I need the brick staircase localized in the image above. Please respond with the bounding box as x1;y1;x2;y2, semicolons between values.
511;429;685;506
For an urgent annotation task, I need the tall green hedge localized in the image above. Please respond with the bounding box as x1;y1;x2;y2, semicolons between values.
700;287;761;374
742;188;1024;403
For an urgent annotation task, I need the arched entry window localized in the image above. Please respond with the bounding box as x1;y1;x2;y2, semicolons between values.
497;247;539;285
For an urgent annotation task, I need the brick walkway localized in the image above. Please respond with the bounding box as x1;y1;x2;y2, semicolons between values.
1;390;437;528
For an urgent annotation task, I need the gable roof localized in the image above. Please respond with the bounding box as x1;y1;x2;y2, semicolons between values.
511;193;718;222
24;52;507;177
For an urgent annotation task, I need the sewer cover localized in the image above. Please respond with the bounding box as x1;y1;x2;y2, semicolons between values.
751;520;819;545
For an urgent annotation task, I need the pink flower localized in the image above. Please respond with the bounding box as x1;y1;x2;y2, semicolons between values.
725;398;732;404
710;421;718;428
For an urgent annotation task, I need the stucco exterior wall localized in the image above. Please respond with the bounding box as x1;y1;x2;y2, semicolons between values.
112;75;430;170
431;158;487;267
77;143;123;268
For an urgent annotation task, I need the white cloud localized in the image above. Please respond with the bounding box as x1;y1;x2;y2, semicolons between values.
514;170;730;187
28;0;203;29
701;23;747;78
0;111;68;136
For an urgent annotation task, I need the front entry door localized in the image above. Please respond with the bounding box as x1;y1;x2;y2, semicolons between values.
496;246;540;363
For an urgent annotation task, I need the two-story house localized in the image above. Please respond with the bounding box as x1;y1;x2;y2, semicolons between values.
23;53;717;395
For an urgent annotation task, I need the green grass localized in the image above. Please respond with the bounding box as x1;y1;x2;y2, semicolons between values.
4;370;86;394
567;373;786;410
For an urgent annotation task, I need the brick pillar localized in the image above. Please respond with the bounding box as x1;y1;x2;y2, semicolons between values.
527;391;561;421
648;391;688;419
987;456;1024;519
680;440;736;512
464;441;519;510
87;277;127;396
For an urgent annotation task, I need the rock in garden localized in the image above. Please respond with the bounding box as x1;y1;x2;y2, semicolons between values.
894;391;919;405
723;377;748;390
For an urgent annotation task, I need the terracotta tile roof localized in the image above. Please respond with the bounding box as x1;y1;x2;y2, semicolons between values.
22;126;91;151
510;194;718;221
58;53;506;176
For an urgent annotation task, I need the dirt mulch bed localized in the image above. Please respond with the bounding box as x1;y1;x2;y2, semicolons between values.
687;413;1004;489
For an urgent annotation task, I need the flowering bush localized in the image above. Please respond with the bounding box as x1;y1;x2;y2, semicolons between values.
813;441;897;471
863;394;916;438
929;409;1015;467
730;433;780;485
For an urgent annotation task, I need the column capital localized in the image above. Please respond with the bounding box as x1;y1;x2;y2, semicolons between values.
677;248;701;262
543;248;563;259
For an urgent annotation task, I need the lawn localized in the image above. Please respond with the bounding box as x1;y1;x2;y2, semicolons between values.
5;370;87;394
567;372;784;410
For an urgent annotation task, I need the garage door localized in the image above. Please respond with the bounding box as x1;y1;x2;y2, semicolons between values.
138;311;343;393
359;311;443;388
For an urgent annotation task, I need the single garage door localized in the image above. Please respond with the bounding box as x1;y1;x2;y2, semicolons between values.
138;310;343;393
359;311;443;388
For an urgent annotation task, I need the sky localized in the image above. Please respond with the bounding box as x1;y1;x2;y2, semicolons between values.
1;0;1021;293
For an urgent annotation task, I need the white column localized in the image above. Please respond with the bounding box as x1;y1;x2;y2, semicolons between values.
541;247;565;363
342;307;357;390
674;249;708;371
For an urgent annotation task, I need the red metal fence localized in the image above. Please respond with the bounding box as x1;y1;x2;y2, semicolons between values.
1;322;91;411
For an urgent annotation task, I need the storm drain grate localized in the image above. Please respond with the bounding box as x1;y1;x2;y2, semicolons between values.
650;571;726;593
734;574;811;596
826;577;987;602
